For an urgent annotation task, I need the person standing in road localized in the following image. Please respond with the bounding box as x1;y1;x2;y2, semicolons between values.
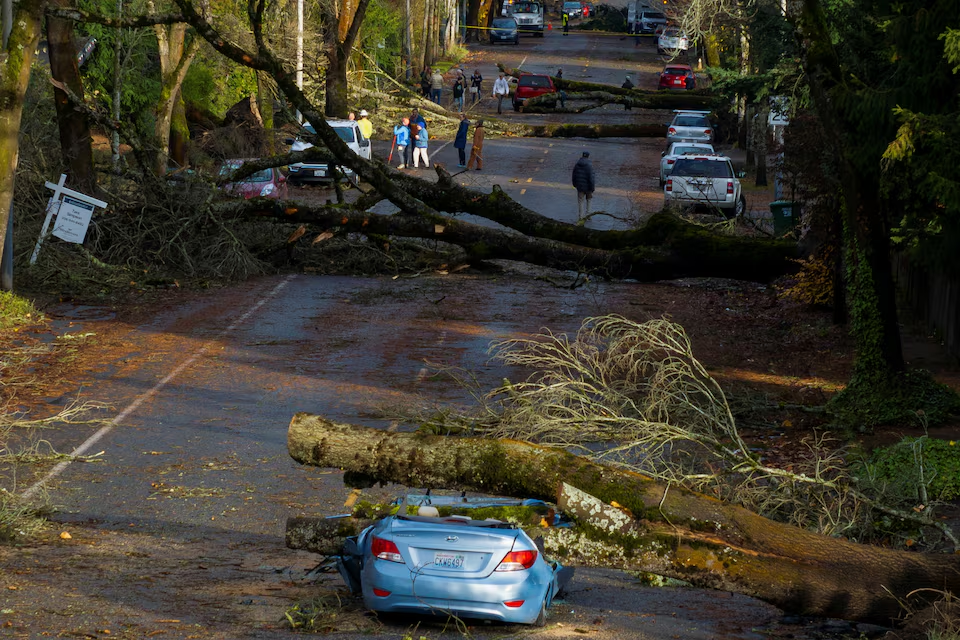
470;69;483;104
410;107;426;130
413;123;430;168
621;75;634;110
430;68;444;104
357;109;373;139
420;67;431;97
452;74;466;113
571;151;595;218
394;117;411;169
562;11;569;35
454;113;470;167
493;73;510;115
466;119;484;170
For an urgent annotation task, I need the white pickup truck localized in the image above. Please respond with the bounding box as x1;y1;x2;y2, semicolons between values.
664;154;746;218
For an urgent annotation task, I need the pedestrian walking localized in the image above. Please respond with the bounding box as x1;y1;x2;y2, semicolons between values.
557;68;563;80
621;75;634;110
430;68;444;104
470;70;483;104
394;117;411;169
420;68;431;97
466;119;484;170
493;72;510;115
413;123;430;168
453;75;466;112
571;151;595;218
562;11;569;35
357;109;373;139
454;113;470;167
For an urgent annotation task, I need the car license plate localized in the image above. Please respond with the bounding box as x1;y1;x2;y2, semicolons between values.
314;170;326;177
434;552;465;569
674;79;682;85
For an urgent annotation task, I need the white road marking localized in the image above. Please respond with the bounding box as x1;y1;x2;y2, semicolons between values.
18;274;297;501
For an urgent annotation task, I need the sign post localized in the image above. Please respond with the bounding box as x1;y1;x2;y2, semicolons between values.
30;174;108;265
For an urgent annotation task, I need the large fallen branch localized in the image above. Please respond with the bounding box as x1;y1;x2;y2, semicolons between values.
287;415;960;625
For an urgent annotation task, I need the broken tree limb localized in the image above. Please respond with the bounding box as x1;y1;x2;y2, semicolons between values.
287;415;960;625
286;516;374;554
521;91;712;116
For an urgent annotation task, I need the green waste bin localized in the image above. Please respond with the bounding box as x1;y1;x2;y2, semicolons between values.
769;200;799;236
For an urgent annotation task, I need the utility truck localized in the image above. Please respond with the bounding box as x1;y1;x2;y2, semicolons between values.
505;1;544;36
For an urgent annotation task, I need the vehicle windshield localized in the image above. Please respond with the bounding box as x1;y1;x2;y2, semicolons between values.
672;159;732;178
664;67;690;76
493;18;516;27
643;11;666;19
332;126;356;143
563;2;580;7
672;145;709;156
513;2;540;11
219;163;272;183
673;115;709;127
519;75;552;87
662;28;681;36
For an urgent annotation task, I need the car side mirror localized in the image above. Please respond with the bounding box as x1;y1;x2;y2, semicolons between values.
284;138;295;145
360;138;370;147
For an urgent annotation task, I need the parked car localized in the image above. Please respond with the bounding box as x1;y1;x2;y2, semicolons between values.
581;2;593;17
562;1;582;17
664;154;745;218
490;17;520;44
659;141;715;187
657;27;689;54
335;494;573;626
666;109;714;145
285;119;372;185
512;73;556;111
218;159;288;200
637;8;667;33
658;63;696;90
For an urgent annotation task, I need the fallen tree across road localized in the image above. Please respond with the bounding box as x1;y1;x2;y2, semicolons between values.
287;414;960;625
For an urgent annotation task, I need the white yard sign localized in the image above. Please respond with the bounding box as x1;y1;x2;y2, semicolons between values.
31;174;109;265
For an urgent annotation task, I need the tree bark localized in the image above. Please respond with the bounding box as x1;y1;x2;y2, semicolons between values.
322;0;371;118
286;415;960;625
46;0;96;194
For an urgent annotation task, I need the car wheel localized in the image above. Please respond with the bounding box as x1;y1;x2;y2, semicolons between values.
734;195;746;218
534;596;548;627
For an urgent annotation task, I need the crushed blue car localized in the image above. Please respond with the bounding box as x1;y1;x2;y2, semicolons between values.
335;494;574;626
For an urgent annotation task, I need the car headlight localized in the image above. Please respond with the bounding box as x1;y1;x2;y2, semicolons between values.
260;184;276;197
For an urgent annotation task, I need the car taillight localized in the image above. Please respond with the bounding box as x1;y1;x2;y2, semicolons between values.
372;588;391;597
666;159;674;165
666;178;672;192
726;180;734;194
668;127;676;135
503;600;525;608
704;129;712;136
496;549;537;571
371;536;405;563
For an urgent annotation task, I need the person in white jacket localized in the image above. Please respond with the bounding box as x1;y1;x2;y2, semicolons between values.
493;73;510;115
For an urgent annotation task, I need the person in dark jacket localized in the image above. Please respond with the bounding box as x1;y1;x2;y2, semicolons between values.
571;151;595;218
621;75;634;110
454;113;470;167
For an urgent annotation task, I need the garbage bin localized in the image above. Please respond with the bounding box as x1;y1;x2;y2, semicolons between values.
769;200;799;236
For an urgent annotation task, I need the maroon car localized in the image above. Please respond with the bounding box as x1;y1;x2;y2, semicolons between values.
219;159;288;200
658;64;696;91
512;73;556;111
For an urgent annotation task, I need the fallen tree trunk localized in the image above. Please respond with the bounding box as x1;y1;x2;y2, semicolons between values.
287;415;960;625
522;91;711;116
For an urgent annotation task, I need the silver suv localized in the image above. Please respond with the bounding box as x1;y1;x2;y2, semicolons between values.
664;154;745;218
666;110;714;146
637;9;667;33
286;119;372;184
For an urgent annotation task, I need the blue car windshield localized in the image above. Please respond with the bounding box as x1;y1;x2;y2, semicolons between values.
493;18;516;27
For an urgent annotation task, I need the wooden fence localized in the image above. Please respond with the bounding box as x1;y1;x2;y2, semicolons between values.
894;253;960;362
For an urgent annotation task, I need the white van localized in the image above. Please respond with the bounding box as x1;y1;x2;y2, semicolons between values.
286;119;372;184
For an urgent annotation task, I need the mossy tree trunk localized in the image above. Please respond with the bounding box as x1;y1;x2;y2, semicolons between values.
0;1;44;280
287;415;960;625
321;0;371;118
149;11;200;175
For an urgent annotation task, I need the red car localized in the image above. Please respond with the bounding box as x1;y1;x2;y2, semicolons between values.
658;64;696;91
218;159;288;200
512;73;556;111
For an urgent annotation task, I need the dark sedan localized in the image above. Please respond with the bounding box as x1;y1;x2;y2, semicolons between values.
490;17;520;44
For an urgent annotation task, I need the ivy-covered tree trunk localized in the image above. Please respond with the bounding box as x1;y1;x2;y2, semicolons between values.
0;1;43;278
47;0;96;194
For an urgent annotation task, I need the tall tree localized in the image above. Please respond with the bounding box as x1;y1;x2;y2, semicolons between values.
47;0;96;193
0;0;44;289
321;0;370;118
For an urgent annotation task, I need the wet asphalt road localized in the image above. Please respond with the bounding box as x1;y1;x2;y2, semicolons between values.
1;30;814;640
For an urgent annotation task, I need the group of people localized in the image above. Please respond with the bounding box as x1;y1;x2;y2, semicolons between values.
391;109;485;171
420;67;485;112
